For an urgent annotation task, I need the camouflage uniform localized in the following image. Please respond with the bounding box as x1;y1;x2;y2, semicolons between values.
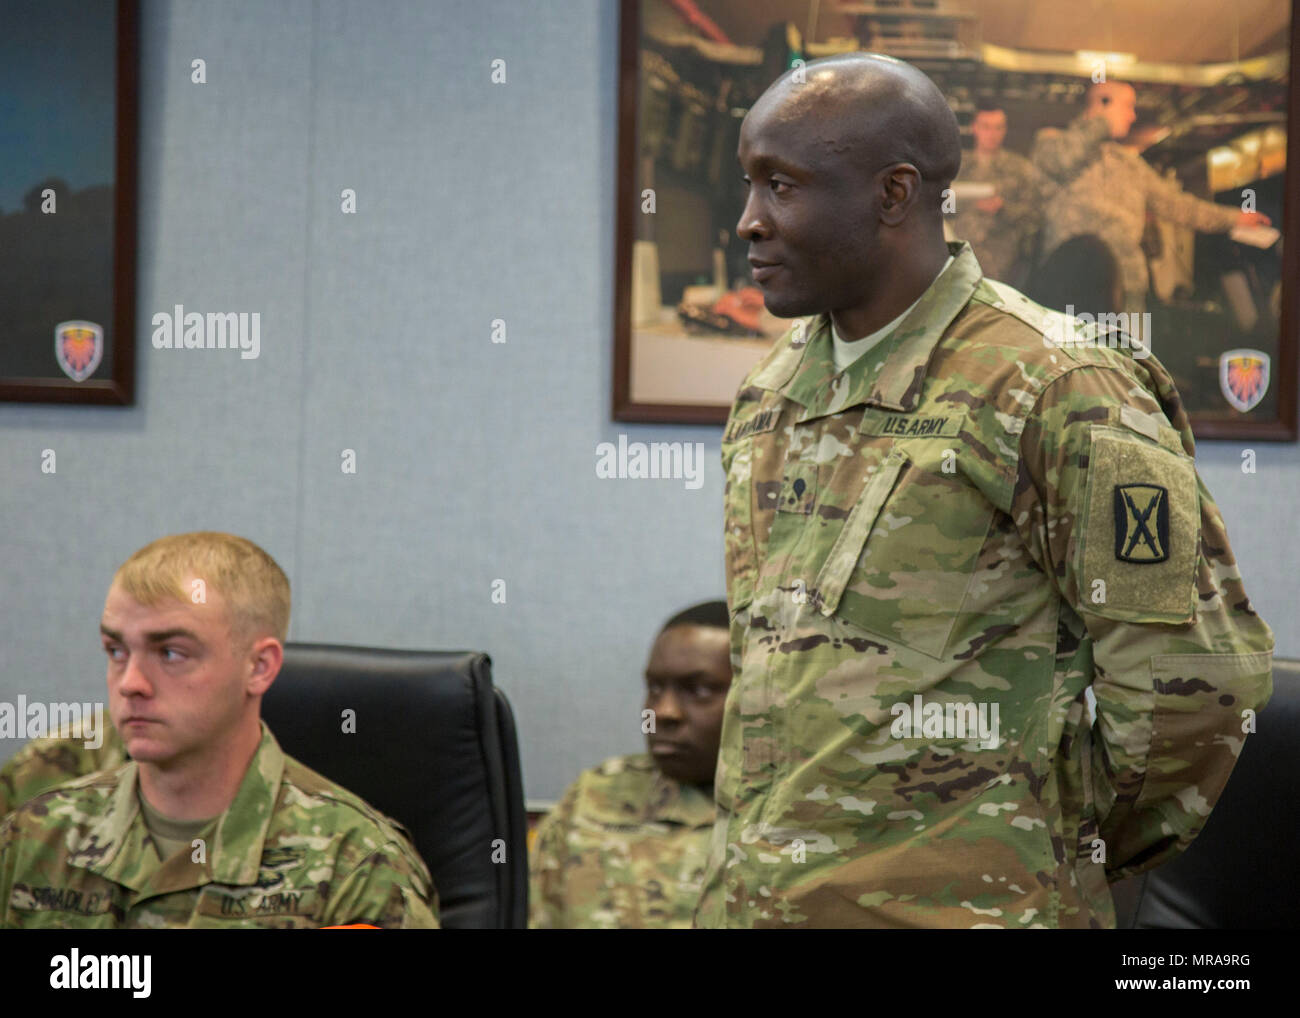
1033;114;1242;309
1;723;128;819
948;148;1051;285
698;240;1273;928
0;721;439;928
529;753;714;928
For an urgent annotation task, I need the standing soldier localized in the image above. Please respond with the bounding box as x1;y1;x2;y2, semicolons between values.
699;53;1273;928
948;104;1049;286
1033;81;1270;313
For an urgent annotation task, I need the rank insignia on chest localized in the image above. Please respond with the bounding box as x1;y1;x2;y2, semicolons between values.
1113;483;1170;563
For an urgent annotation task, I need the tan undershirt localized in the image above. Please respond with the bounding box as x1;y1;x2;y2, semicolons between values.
831;254;955;372
138;785;218;861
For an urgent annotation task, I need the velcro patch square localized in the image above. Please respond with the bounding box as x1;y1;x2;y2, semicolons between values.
1078;425;1198;623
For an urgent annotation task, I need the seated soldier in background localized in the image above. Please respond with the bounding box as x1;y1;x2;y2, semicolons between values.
530;600;731;928
0;531;438;928
1;722;128;820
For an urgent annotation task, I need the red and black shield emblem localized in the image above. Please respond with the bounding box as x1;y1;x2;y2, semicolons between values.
1219;348;1269;413
55;320;104;382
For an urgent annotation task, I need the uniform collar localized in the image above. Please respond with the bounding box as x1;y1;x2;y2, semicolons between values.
753;241;983;420
81;720;285;895
647;769;716;828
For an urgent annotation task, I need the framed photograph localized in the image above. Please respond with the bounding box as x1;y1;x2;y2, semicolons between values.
0;0;138;405
612;0;1297;440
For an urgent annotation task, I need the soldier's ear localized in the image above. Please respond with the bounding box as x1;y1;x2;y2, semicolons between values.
246;637;283;696
879;163;922;227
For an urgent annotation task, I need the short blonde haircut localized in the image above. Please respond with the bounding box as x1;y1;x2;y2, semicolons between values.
112;532;291;646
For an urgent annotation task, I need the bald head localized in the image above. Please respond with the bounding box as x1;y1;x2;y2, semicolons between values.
751;53;962;203
1086;80;1136;109
1084;80;1137;139
735;52;960;329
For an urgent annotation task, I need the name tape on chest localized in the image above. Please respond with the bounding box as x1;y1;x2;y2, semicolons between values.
14;885;116;915
724;407;782;443
859;413;964;439
210;887;318;917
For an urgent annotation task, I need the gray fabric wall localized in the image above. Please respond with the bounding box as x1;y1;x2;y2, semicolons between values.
1;0;1295;800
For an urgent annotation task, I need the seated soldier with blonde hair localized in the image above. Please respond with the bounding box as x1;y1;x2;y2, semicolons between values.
0;531;438;928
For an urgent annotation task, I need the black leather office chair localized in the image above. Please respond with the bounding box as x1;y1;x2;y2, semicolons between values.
262;643;527;929
1109;658;1298;928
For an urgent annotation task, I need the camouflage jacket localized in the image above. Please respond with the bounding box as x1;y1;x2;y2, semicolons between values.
529;753;715;928
1033;114;1241;296
699;240;1273;928
1;723;129;819
0;722;439;928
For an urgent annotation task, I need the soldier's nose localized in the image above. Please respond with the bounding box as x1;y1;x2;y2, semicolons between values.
116;657;154;696
657;690;685;720
737;199;769;242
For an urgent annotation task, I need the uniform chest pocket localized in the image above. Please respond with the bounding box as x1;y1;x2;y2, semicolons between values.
813;447;996;659
722;436;757;615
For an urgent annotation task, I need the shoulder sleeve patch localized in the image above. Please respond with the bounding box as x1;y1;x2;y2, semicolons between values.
1077;425;1199;622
